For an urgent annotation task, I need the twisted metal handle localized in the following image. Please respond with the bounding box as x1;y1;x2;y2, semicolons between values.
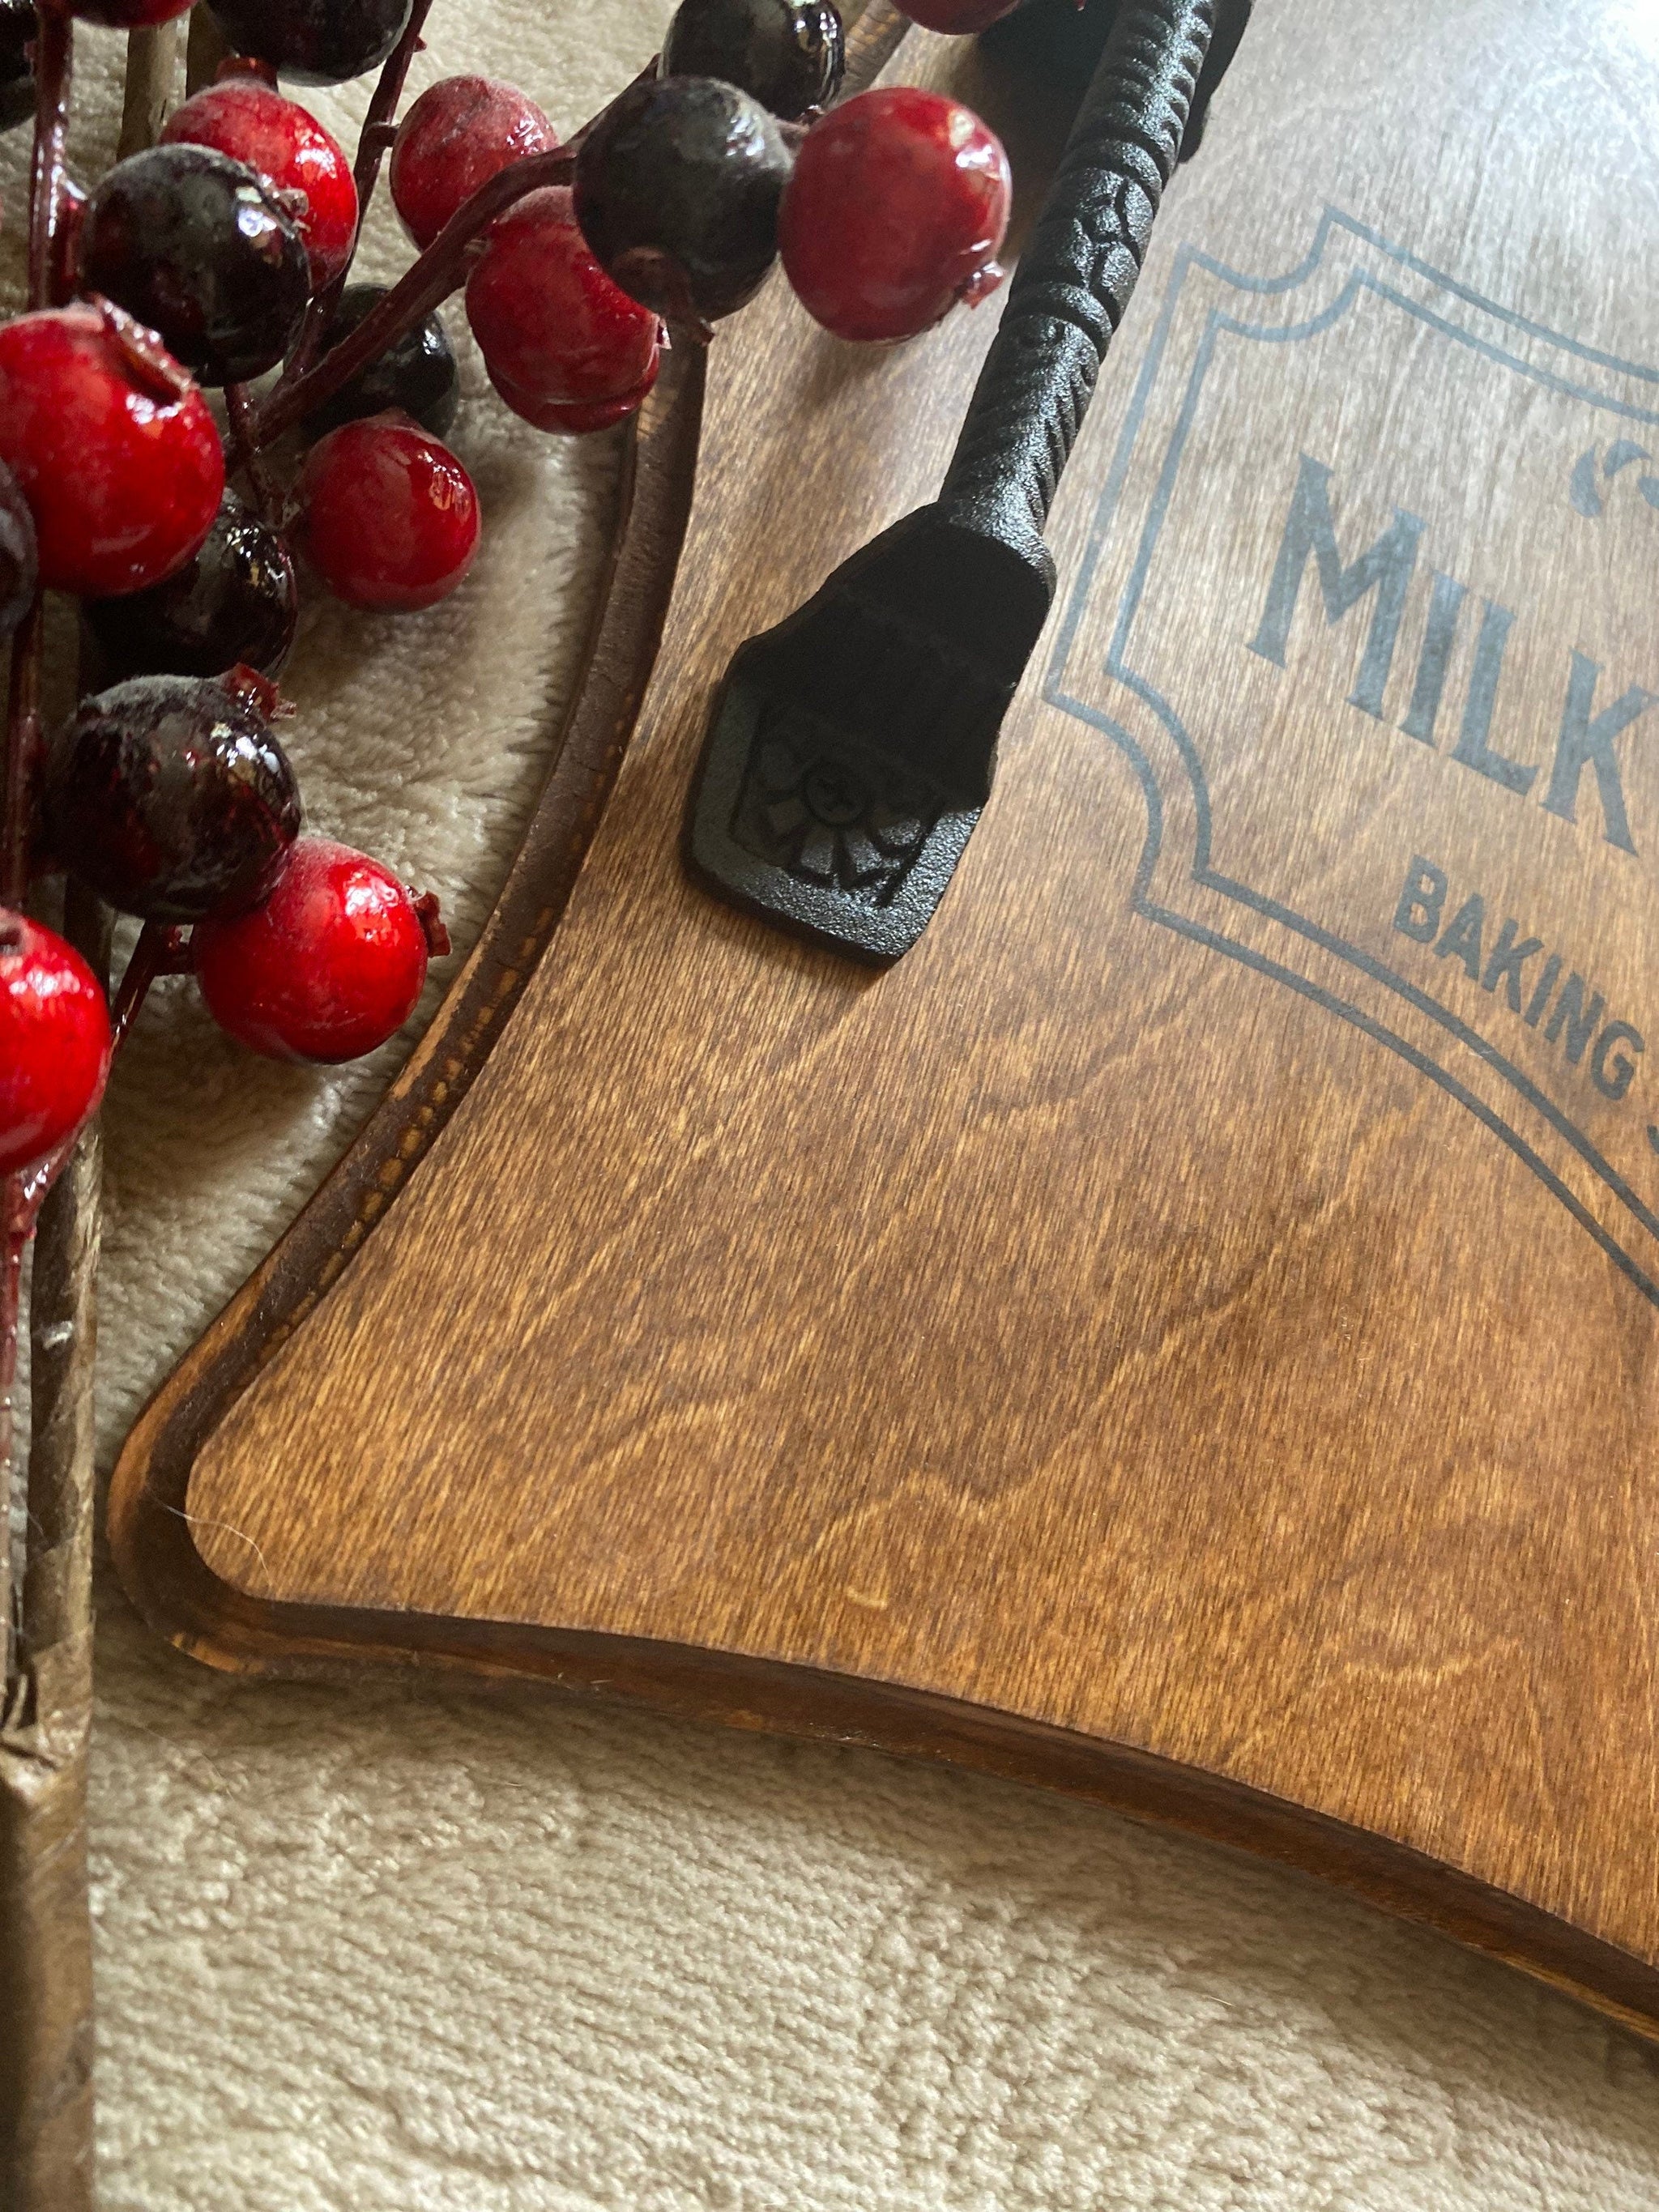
937;0;1215;556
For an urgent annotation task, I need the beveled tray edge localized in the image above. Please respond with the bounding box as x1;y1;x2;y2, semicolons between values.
106;335;705;1627
109;1363;1659;2049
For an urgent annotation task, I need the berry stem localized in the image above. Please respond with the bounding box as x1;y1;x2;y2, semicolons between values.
224;381;280;523
3;24;114;2205
284;0;438;385
2;0;75;1681
109;920;190;1055
26;0;73;313
254;143;575;445
0;882;104;2212
185;4;231;96
0;1180;25;1672
253;59;659;449
2;0;72;909
117;18;181;160
1;599;42;910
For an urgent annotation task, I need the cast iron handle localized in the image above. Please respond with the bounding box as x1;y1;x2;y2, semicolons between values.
937;0;1217;575
684;0;1235;962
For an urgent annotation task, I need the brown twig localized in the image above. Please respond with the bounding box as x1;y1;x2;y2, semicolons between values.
109;920;189;1055
283;0;438;384
25;0;71;313
224;381;280;523
254;143;575;443
0;881;105;2212
2;13;117;2205
0;0;73;1744
117;17;179;159
0;34;66;1609
0;1170;25;1672
254;57;663;447
2;0;71;896
184;3;229;96
1;597;42;909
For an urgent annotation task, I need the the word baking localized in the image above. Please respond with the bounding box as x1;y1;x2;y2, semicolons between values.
1250;453;1653;855
1393;855;1644;1105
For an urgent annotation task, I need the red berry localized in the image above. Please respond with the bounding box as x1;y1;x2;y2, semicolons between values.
0;302;224;599
294;416;480;612
70;0;194;23
162;78;359;288
467;187;659;408
194;837;444;1063
488;356;659;436
779;87;1009;343
390;75;557;251
891;0;1017;28
0;910;111;1178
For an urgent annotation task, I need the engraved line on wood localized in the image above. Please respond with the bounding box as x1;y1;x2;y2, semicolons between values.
1045;210;1659;1294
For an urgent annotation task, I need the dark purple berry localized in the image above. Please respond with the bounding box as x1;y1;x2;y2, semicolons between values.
662;0;843;121
301;283;460;443
205;0;415;84
574;76;793;328
77;143;310;387
0;456;38;637
83;492;297;684
0;4;36;134
47;671;302;922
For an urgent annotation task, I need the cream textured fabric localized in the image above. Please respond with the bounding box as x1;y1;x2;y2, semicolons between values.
4;8;1659;2208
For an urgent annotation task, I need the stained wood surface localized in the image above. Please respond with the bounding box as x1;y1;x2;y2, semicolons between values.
111;0;1659;2035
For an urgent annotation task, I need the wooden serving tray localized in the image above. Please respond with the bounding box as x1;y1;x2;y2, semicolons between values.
111;0;1659;2037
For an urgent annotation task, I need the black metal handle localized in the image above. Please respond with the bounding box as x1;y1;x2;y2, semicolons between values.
936;0;1215;568
686;0;1237;962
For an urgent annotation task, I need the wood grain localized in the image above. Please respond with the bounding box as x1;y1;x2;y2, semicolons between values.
110;0;1659;2037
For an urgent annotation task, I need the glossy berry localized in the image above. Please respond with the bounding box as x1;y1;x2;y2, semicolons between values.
79;143;310;386
662;0;843;121
85;492;297;684
779;87;1009;342
206;0;415;85
890;0;1017;27
390;75;558;251
162;76;359;288
467;187;659;409
0;4;36;134
70;0;194;23
0;459;36;637
0;911;112;1179
47;670;302;923
295;416;480;612
194;836;446;1063
488;354;659;436
0;302;223;599
574;75;793;327
301;283;459;442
